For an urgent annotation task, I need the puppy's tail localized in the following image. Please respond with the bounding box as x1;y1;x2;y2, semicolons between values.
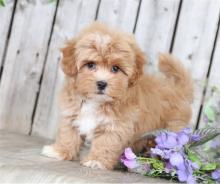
159;53;194;102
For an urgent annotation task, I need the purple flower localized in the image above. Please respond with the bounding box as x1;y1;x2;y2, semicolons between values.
151;148;165;158
156;129;192;150
169;152;184;168
191;134;201;142
187;175;196;184
169;151;198;183
121;148;138;169
152;129;197;184
124;148;136;159
165;161;174;173
177;170;188;182
151;147;172;159
182;128;192;134
212;169;220;181
155;132;178;149
177;131;190;146
176;159;197;184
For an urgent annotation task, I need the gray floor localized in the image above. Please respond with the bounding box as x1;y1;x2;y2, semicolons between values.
0;130;172;183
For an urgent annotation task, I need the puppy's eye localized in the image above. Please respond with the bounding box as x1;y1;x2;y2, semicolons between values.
86;62;96;70
111;65;120;73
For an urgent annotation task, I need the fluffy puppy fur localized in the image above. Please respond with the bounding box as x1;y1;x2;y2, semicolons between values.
42;22;193;170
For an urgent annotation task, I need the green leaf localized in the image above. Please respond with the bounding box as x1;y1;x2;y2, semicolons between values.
0;0;5;7
152;161;164;170
137;157;164;170
201;163;216;171
190;128;220;147
204;104;215;122
187;150;202;168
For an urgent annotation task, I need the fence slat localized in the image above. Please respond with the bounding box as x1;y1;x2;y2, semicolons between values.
97;0;140;33
32;0;99;139
135;0;180;72
199;24;220;128
32;0;141;139
1;0;219;137
0;0;16;69
172;0;220;128
0;0;56;134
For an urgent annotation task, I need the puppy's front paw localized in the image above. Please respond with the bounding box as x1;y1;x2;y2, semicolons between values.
41;145;63;160
82;160;106;170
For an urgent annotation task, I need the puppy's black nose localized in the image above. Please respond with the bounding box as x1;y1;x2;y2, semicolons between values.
96;81;107;90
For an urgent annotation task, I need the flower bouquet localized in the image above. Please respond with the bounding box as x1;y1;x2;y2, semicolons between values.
120;128;220;184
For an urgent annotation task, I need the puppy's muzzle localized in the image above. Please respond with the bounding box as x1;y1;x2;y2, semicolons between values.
96;81;107;92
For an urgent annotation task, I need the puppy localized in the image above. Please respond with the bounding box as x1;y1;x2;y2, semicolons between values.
42;22;193;170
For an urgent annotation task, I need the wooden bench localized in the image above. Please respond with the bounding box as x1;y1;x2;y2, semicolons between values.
0;130;172;183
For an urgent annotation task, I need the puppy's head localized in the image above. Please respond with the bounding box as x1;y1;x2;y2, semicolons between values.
60;22;146;102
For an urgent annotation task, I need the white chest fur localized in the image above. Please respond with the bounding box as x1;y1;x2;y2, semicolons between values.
73;100;110;140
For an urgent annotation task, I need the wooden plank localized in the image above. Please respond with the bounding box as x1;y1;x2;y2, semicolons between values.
0;0;57;134
0;0;16;68
199;24;220;128
33;0;141;139
97;0;140;33
0;131;171;183
134;0;180;71
172;0;220;128
32;0;99;139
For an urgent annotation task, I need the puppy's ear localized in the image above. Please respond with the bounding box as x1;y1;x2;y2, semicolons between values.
60;39;77;76
129;46;146;86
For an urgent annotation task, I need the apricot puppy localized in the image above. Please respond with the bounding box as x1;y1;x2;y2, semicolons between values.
42;22;193;170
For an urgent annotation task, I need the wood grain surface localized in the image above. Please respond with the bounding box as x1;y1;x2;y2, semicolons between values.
172;0;220;128
32;0;100;139
0;0;56;133
0;0;219;138
0;131;171;183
